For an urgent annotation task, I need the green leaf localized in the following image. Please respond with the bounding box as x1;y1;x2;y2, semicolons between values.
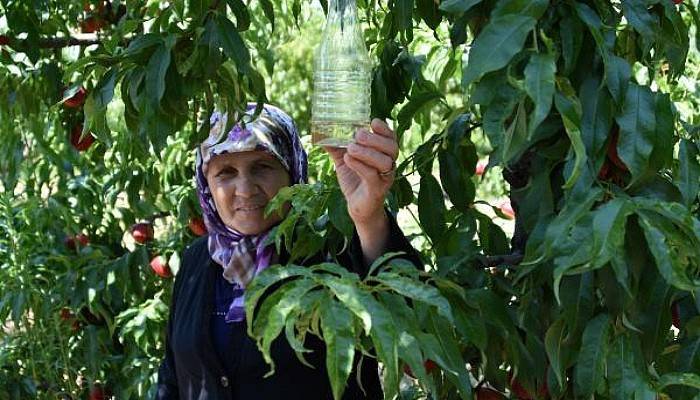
374;271;453;324
245;265;311;337
94;67;118;109
328;187;353;237
553;87;588;189
216;14;251;74
323;276;372;335
226;0;250;31
621;0;657;41
417;174;446;243
366;251;407;277
145;44;171;109
590;197;634;269
605;54;632;105
657;373;700;391
326;285;399;398
123;33;162;58
260;0;275;31
439;150;475;212
544;317;567;388
574;3;612;61
425;313;473;399
607;334;641;400
462;15;537;86
491;0;548;18
579;76;613;164
396;83;443;138
395;0;414;41
528;187;602;293
574;313;610;399
439;0;482;13
524;52;556;138
638;213;697;291
254;279;320;374
436;280;487;350
677;139;700;207
559;273;595;337
615;83;656;183
467;289;517;336
320;298;357;400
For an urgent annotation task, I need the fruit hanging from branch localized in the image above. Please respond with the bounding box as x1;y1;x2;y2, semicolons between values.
150;255;172;278
62;86;87;108
64;233;89;250
188;217;207;236
130;222;154;244
69;124;95;152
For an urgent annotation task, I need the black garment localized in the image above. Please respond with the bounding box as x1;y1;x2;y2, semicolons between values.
156;212;421;400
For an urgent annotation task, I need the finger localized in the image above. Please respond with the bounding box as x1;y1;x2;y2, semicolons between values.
355;129;398;161
324;146;347;167
343;152;383;188
347;142;394;174
370;118;396;141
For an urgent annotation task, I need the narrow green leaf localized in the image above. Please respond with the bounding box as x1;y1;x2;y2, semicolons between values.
328;188;353;237
417;174;446;243
591;197;634;269
544;317;567;388
657;373;700;391
94;67;118;108
145;44;171;109
615;83;656;183
439;0;482;13
622;0;657;41
215;14;251;74
579;76;613;164
260;0;275;31
425;313;473;400
492;0;548;18
605;55;631;104
225;0;250;31
607;334;640;400
439;150;475;212
374;271;453;324
255;279;320;375
553;88;588;189
677;139;700;207
462;15;536;86
524;52;556;137
574;313;610;398
245;265;311;337
320;298;357;400
638;213;697;291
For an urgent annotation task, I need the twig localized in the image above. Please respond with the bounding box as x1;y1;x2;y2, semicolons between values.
476;252;524;268
6;36;102;49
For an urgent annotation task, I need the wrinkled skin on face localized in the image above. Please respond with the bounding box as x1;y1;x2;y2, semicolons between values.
205;151;291;235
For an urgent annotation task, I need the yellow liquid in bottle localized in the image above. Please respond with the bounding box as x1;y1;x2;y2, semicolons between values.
310;120;369;148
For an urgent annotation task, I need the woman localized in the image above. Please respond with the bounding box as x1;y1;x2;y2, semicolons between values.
156;104;419;400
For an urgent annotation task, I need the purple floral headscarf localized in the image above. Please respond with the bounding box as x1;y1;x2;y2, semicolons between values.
195;103;307;322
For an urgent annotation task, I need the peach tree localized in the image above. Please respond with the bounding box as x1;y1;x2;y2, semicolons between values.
0;0;699;399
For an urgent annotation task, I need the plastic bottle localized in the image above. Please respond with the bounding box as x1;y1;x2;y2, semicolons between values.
311;0;371;147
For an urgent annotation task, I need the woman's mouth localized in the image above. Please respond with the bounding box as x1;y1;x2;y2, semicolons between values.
235;204;265;212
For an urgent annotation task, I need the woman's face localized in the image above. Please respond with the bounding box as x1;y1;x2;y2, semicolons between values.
206;151;291;235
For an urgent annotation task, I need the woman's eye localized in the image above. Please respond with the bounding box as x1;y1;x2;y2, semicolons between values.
217;168;236;177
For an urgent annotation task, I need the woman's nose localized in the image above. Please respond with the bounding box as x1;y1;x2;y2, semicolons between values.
233;174;259;198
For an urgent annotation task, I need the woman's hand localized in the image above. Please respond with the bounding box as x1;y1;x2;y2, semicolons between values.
325;118;398;263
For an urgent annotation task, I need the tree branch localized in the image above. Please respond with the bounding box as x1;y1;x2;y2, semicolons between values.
4;35;102;49
476;252;524;268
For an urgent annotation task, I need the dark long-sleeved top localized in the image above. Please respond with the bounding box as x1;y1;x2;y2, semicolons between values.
155;212;421;400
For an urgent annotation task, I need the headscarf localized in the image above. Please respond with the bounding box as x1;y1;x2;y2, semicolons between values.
195;103;308;322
